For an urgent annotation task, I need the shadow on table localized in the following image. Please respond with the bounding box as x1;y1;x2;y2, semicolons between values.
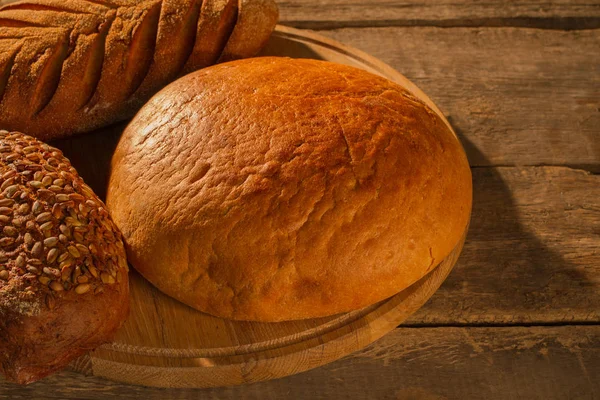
51;120;128;201
430;118;588;323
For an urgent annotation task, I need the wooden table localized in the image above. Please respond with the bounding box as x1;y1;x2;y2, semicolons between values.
1;1;599;398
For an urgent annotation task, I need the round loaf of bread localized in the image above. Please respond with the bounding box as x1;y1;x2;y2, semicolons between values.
0;131;129;384
107;57;472;322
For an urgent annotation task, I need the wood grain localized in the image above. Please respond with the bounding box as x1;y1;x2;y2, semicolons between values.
315;27;600;169
278;0;600;29
407;166;600;325
1;326;597;399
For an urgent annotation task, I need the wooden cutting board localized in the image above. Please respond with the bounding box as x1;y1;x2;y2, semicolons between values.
59;25;469;388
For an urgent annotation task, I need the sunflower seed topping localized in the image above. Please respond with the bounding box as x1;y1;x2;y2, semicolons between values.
0;131;128;310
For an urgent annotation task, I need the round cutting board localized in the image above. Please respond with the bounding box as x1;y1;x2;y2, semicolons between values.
64;26;468;388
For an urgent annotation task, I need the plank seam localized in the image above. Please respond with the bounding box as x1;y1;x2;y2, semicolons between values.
283;17;600;31
468;165;600;174
400;321;600;328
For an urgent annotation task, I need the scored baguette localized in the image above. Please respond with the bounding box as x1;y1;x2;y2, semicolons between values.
0;0;278;141
182;0;238;73
219;0;279;61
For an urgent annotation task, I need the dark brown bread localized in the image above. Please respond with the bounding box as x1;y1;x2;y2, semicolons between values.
0;130;129;384
0;0;278;141
107;57;472;322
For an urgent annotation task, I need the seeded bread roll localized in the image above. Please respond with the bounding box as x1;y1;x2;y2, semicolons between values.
0;131;129;384
107;57;472;322
0;0;278;141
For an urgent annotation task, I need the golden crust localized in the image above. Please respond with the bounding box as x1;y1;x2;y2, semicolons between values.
107;57;472;322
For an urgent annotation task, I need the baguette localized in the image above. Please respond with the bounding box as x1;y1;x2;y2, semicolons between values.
219;0;279;61
0;0;278;141
182;0;238;73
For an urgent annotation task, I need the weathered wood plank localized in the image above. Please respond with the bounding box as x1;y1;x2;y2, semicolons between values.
1;326;597;399
279;0;600;29
2;0;599;26
407;166;600;325
316;27;600;168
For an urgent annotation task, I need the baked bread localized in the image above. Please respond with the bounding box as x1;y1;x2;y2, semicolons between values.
0;130;129;384
0;0;278;141
182;0;238;73
219;0;279;61
107;57;472;322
